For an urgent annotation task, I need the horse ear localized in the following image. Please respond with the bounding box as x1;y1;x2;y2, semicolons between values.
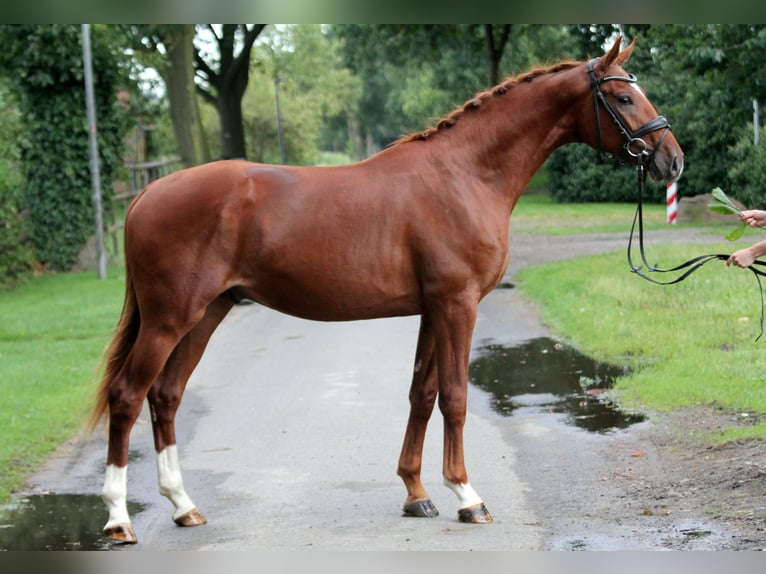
598;35;623;72
599;35;637;72
615;36;638;66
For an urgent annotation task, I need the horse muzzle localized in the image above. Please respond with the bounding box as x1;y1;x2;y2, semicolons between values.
647;146;684;183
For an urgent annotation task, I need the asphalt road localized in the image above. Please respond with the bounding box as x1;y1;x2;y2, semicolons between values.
29;283;548;550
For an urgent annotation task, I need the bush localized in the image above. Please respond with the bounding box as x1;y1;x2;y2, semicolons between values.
0;25;129;271
0;83;33;287
547;143;665;204
726;124;766;210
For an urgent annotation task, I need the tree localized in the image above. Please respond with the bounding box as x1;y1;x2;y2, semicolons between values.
334;25;576;155
484;24;512;88
243;25;361;165
0;24;130;271
194;24;266;159
126;25;210;167
641;25;766;204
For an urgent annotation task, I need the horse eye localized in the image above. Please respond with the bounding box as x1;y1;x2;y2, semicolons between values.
617;95;633;106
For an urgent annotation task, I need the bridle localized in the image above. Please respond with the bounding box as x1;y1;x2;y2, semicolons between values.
589;57;766;341
587;57;671;167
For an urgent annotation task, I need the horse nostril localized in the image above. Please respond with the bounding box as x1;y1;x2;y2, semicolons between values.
670;154;682;178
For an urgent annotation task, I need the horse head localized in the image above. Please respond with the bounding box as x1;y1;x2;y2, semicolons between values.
581;36;684;183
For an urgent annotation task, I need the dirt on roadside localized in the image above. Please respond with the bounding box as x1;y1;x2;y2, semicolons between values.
628;406;766;550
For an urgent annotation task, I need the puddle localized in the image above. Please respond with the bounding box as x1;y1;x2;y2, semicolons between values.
0;494;145;550
469;337;645;432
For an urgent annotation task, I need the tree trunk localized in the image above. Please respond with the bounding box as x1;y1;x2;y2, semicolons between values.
161;25;210;167
217;89;247;159
195;25;265;161
484;24;512;88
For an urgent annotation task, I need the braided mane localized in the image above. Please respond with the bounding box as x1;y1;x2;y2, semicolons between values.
391;60;582;146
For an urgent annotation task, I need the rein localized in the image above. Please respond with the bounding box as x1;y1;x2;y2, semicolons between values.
588;56;766;341
627;164;766;341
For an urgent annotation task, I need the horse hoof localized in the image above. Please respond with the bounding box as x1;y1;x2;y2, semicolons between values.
457;503;493;524
174;507;207;527
402;499;439;518
104;523;138;544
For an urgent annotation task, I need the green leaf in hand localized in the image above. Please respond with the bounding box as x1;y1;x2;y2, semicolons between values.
725;221;747;241
709;187;745;241
708;187;742;215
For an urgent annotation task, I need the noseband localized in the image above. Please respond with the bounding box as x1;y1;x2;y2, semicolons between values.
587;58;671;167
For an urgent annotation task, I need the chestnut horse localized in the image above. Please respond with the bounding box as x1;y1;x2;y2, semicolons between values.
89;37;683;543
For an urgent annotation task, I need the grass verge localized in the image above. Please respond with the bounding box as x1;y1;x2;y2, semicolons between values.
516;242;766;442
0;268;125;503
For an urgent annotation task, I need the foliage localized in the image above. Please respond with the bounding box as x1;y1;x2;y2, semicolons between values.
121;24;210;167
547;143;660;203
727;124;766;210
0;81;34;286
708;187;752;241
0;25;131;271
242;25;361;165
334;25;578;156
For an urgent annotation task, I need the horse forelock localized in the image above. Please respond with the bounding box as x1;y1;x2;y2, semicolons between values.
391;60;582;147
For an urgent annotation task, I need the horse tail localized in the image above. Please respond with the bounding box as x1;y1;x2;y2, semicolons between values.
87;260;140;433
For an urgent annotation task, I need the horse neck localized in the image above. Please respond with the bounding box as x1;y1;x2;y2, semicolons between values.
425;67;587;206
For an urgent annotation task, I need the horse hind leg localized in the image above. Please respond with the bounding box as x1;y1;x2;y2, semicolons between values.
147;296;234;528
398;315;440;518
101;324;187;543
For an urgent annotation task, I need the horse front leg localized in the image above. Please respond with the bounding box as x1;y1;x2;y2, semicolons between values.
398;315;440;518
147;296;233;528
433;297;493;524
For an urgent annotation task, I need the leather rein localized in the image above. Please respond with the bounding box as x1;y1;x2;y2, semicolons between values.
588;58;766;340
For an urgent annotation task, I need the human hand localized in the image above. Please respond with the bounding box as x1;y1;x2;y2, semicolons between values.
738;210;766;228
727;247;757;268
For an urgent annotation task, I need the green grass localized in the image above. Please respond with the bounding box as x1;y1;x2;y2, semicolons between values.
516;243;766;442
512;192;739;235
511;193;665;233
0;268;125;502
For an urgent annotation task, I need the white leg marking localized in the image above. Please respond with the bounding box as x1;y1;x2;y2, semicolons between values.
102;464;130;529
444;479;483;509
157;445;196;520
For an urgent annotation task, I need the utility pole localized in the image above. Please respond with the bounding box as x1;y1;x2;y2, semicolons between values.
274;76;286;164
82;24;107;280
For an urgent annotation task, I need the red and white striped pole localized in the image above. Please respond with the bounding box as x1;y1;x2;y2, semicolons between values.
666;181;678;224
